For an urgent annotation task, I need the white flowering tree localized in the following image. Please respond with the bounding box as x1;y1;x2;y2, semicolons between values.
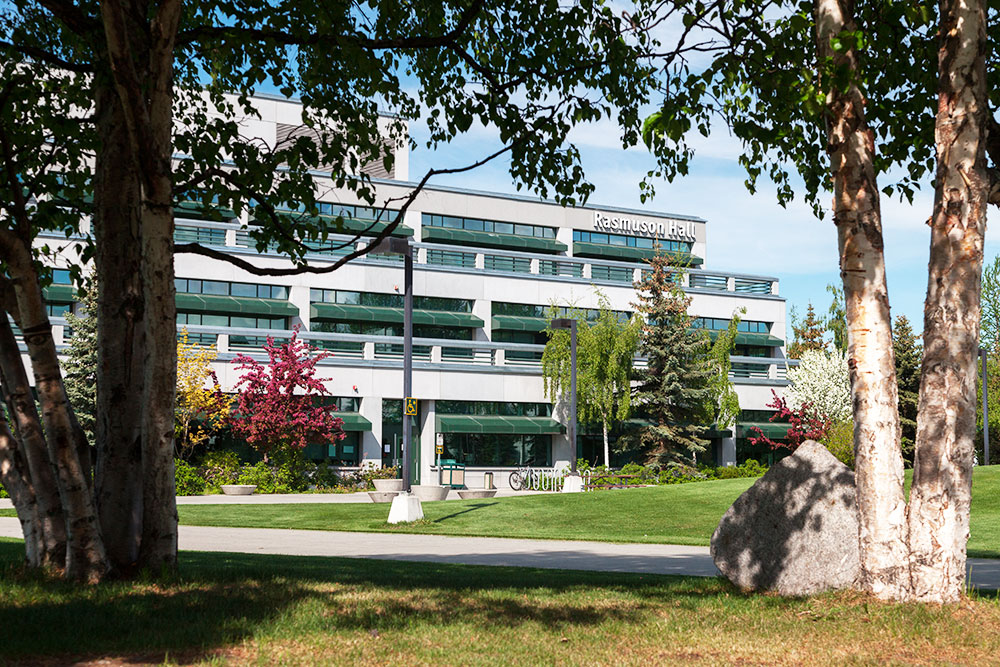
787;349;851;422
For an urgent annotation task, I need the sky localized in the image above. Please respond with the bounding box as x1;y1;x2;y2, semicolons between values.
406;116;1000;343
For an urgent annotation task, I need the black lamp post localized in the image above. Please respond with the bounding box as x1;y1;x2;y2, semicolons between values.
370;237;419;516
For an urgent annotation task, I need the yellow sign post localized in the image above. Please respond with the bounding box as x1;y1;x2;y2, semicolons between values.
404;397;418;416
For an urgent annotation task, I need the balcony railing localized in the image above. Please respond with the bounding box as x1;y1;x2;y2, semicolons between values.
161;218;782;298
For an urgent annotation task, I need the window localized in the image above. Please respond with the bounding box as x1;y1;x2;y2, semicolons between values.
310;289;472;313
692;317;771;334
422;213;556;240
441;433;552;467
574;230;691;253
427;249;476;268
176;278;289;300
437;401;552;416
51;269;73;285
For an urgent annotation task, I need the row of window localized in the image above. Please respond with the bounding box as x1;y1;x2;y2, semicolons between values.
573;230;691;253
176;278;289;300
310;289;473;313
436;401;552;417
177;312;286;330
691;317;771;334
492;301;633;323
422;213;557;239
441;433;551;467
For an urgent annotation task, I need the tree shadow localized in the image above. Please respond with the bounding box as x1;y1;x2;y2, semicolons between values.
710;449;857;594
432;501;499;523
0;543;747;663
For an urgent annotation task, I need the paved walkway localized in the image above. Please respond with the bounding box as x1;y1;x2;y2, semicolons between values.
1;517;999;590
0;488;548;510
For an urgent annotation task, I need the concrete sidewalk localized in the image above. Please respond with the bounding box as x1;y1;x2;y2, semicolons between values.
1;517;998;590
0;487;549;510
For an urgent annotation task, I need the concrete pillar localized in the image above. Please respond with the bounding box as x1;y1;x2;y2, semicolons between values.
719;436;737;467
419;399;437;485
360;396;383;466
472;298;492;342
288;284;311;330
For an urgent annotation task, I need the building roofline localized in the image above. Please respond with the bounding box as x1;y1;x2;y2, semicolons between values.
250;91;401;120
367;176;708;224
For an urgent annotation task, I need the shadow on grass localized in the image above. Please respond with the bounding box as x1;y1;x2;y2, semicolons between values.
0;540;748;662
431;501;499;523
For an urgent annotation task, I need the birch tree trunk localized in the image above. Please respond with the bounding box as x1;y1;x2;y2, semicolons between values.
100;0;182;569
92;76;145;571
603;422;610;468
815;0;910;599
0;312;67;568
908;0;988;603
0;414;42;567
0;243;108;580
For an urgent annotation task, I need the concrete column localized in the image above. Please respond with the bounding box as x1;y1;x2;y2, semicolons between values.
360;396;383;466
288;284;311;330
472;298;492;342
225;228;238;247
217;333;229;355
406;208;422;241
556;227;574;255
430;345;443;364
719;436;737;467
419;399;437;485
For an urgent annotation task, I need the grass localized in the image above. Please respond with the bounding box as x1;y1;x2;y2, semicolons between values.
3;539;1000;665
4;466;1000;556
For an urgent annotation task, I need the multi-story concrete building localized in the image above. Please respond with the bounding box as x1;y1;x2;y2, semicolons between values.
42;94;792;486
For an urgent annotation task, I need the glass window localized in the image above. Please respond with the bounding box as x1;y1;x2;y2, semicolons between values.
443;216;463;229
609;234;627;246
230;283;257;298
201;281;228;296
465;218;485;232
494;222;514;235
202;314;228;327
514;224;533;236
336;291;361;305
590;233;608;244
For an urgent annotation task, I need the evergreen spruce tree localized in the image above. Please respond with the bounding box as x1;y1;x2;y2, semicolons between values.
893;315;921;465
631;249;714;464
788;303;827;359
63;277;98;446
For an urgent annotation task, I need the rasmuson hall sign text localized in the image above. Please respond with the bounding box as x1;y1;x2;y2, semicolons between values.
593;212;697;242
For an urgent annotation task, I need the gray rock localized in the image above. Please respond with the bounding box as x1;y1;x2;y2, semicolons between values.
710;440;860;596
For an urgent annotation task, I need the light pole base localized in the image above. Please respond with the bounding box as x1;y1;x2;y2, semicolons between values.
562;474;584;493
387;491;424;524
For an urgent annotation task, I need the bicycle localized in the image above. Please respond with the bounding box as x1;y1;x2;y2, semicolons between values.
509;464;538;491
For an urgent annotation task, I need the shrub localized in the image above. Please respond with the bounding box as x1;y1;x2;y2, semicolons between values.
823;420;855;469
312;461;341;489
200;451;240;491
237;462;278;493
174;459;206;495
0;482;8;499
358;463;399;489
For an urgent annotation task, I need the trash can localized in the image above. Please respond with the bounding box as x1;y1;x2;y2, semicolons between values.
483;472;495;490
438;459;466;488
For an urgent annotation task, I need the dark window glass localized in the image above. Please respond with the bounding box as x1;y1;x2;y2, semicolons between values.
231;283;257;298
495;222;514;235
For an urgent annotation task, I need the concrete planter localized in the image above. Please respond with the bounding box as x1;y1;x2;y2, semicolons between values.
457;489;498;500
367;491;399;503
373;479;404;493
411;485;450;502
221;484;257;496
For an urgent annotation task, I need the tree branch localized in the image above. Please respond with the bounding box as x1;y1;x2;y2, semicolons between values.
175;140;521;274
0;40;94;73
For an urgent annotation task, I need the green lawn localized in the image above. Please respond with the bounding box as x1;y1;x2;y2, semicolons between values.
168;466;1000;557
5;466;1000;556
3;539;1000;665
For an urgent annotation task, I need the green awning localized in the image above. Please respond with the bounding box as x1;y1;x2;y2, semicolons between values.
310;302;484;328
422;226;567;253
43;284;77;303
175;201;238;221
701;330;785;348
573;242;703;266
255;211;413;237
735;333;785;347
491;315;549;332
176;293;300;317
624;418;731;439
436;414;565;435
738;422;790;439
335;412;372;432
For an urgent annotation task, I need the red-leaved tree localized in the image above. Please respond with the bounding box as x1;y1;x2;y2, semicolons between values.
229;329;344;457
749;390;832;451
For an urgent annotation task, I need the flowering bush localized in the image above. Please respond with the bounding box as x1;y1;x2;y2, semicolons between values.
787;349;851;422
229;329;344;457
750;390;832;451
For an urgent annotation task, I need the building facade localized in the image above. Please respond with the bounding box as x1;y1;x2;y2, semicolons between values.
42;94;793;486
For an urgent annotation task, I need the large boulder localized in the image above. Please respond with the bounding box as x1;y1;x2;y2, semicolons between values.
710;440;860;596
